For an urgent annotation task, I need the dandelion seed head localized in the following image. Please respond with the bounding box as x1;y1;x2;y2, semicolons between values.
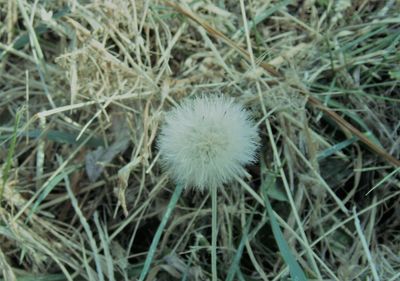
158;95;259;191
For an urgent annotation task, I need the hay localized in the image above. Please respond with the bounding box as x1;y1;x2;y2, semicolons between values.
1;0;399;280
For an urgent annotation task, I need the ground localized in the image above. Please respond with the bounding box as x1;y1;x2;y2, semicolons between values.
0;0;400;280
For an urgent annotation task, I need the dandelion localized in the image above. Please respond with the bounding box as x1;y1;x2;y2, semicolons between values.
140;95;259;281
158;95;259;190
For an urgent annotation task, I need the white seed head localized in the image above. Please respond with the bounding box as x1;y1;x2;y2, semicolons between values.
158;95;259;191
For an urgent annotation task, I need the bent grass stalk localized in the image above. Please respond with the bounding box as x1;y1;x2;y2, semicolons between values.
1;110;21;203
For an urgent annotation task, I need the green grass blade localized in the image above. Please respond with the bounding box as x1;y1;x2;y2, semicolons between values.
317;136;358;160
94;212;115;281
27;165;80;221
233;0;292;39
65;181;105;281
139;183;184;281
0;6;71;59
0;130;105;148
225;214;253;281
225;205;266;281
0;274;68;281
265;196;308;281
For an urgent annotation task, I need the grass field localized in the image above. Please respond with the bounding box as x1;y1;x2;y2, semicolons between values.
1;0;400;280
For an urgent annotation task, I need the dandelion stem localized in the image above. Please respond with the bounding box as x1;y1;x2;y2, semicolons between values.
211;186;218;281
139;183;184;281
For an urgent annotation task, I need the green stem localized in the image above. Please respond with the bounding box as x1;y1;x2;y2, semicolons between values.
139;183;184;281
211;186;218;281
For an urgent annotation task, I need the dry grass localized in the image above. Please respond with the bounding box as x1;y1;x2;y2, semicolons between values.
1;0;400;280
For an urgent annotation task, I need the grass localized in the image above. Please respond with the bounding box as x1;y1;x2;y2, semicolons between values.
1;0;400;280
